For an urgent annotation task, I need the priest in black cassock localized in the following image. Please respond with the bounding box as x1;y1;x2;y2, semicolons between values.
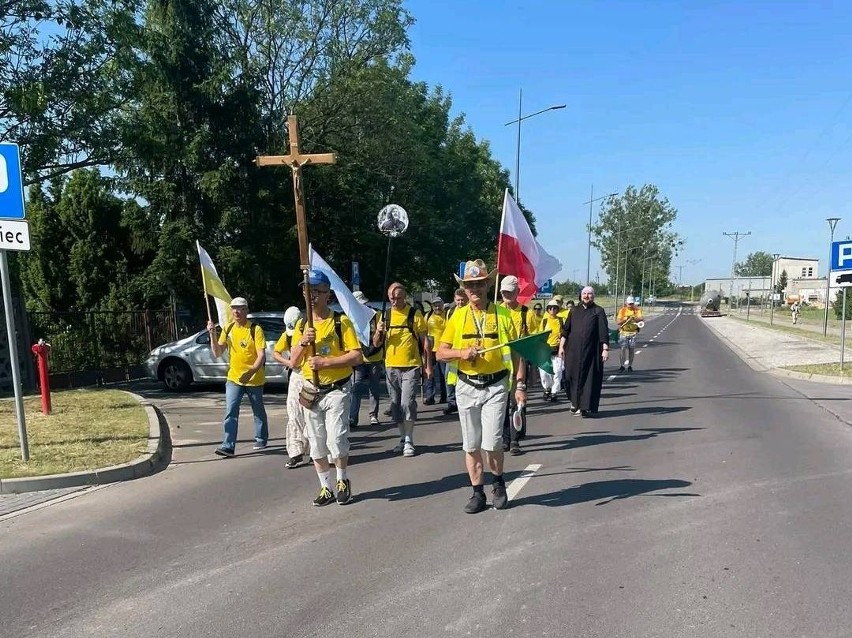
559;286;610;416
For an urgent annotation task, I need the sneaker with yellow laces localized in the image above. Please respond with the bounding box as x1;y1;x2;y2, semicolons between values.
313;486;335;507
336;478;352;505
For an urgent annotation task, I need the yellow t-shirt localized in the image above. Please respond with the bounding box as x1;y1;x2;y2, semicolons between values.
501;302;541;338
384;305;427;368
440;303;518;375
218;322;266;386
558;308;571;320
427;311;446;349
273;333;291;353
540;313;565;349
617;306;642;335
292;313;361;386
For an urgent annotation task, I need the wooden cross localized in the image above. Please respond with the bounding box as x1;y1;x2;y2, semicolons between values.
255;115;337;270
255;115;336;386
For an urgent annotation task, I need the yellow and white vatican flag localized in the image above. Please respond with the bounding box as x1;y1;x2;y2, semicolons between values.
196;241;232;326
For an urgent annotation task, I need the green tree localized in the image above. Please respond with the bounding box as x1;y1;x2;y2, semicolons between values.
1;0;137;183
590;185;682;297
776;269;788;294
832;289;852;320
20;168;146;311
735;251;773;276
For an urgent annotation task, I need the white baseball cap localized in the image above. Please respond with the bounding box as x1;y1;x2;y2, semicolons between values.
500;275;519;292
283;306;302;336
625;296;636;305
352;291;368;304
230;297;248;308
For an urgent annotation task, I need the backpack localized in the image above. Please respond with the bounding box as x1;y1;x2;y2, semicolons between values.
224;321;259;344
296;311;344;350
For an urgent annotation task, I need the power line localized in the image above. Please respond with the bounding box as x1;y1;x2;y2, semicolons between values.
724;231;751;308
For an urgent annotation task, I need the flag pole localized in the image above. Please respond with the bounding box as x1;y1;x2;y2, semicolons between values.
196;241;213;324
494;189;509;306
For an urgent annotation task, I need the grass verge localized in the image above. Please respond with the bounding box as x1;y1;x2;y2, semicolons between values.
728;314;852;349
0;389;149;479
782;362;851;377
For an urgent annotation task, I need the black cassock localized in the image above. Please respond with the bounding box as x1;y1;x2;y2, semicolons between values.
561;302;609;413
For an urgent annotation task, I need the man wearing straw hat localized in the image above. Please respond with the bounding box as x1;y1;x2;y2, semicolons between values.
438;259;526;514
207;296;269;457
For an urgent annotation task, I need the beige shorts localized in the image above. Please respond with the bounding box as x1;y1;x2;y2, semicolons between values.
303;381;352;460
456;379;508;453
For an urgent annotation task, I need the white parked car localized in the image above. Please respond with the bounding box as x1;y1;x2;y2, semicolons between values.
146;312;290;391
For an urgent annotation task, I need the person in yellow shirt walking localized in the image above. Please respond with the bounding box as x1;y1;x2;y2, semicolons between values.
289;270;364;506
498;275;540;455
424;297;447;405
207;297;268;457
616;296;642;372
272;306;311;469
538;298;566;402
373;282;432;457
438;259;525;513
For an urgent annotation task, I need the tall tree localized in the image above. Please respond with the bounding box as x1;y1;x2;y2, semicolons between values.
590;185;682;296
1;0;137;183
735;251;773;277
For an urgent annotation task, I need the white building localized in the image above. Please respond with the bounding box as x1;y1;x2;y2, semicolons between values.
704;277;771;300
772;256;819;289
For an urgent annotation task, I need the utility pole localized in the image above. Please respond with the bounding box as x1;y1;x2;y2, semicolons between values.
723;231;751;309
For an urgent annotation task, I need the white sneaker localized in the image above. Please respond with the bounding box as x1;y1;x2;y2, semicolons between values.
392;439;405;453
403;442;416;457
369;416;379;426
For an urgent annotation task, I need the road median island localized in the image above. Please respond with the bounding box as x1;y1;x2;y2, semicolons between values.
0;389;164;493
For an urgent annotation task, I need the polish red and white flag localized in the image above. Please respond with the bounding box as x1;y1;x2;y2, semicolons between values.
497;190;562;304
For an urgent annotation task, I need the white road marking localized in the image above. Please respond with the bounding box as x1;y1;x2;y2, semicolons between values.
507;463;542;501
607;374;617;381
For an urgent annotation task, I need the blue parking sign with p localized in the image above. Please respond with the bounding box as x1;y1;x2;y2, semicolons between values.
831;240;852;270
0;144;26;220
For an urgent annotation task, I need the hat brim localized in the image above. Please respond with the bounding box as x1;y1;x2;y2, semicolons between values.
453;268;498;284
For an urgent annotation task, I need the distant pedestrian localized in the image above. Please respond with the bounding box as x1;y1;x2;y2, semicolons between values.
560;286;610;417
539;298;565;402
289;270;364;506
272;306;310;468
350;291;383;428
424;297;447;405
791;301;800;325
616;296;642;372
208;297;269;457
443;288;468;415
437;259;525;513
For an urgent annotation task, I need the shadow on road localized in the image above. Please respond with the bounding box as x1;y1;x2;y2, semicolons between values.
355;470;523;502
523;426;702;453
512;478;698;507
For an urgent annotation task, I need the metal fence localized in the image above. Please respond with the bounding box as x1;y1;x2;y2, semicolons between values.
27;310;178;375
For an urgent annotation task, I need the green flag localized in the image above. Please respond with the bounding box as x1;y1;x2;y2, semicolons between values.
507;331;554;375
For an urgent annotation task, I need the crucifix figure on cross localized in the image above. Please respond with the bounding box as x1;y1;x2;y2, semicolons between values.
255;114;337;386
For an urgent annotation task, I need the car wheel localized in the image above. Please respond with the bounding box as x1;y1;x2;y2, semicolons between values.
161;358;192;391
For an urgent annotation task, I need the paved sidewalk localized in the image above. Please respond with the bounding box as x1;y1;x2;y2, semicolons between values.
0;486;88;519
700;314;844;374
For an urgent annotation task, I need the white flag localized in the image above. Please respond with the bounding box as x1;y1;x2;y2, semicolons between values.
309;245;376;345
196;241;232;326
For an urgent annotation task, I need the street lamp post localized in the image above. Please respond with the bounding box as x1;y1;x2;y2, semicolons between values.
505;90;566;203
770;252;780;326
823;217;840;336
584;186;618;285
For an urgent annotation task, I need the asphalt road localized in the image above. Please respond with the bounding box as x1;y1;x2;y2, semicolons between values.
3;306;852;638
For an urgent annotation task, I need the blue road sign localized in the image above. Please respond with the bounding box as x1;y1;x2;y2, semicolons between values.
537;279;553;295
351;261;360;287
459;261;466;279
831;240;852;271
0;144;25;220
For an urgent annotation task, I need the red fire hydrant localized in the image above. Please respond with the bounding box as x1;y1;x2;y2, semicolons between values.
31;339;51;415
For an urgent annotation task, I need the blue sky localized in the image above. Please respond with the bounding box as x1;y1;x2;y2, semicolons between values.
404;0;852;285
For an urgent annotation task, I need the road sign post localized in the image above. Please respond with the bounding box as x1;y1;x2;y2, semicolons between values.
836;272;852;371
0;142;29;461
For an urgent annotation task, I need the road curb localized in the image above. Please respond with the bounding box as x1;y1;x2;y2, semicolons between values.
0;391;170;495
767;367;852;385
701;317;852;385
